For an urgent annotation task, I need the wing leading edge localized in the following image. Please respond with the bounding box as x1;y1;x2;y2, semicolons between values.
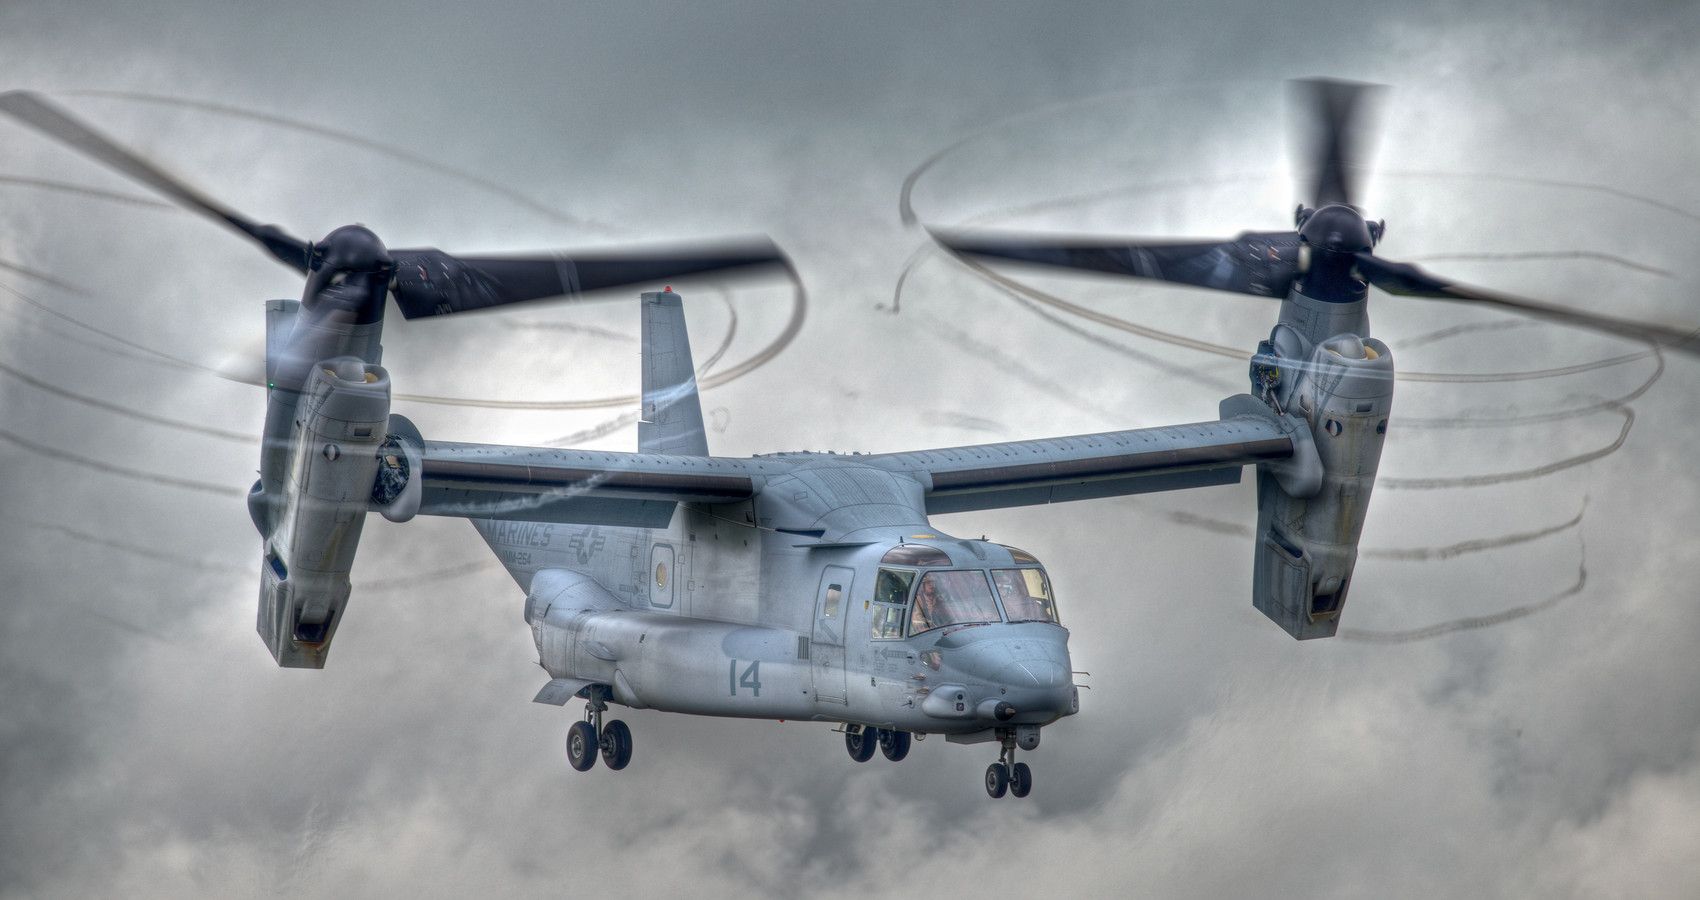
867;401;1295;514
416;440;765;527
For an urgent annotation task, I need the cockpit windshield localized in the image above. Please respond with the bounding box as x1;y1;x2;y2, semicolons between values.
910;570;1002;635
992;568;1060;624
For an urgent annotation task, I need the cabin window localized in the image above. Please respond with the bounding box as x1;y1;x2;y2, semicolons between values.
992;568;1060;625
880;544;951;567
823;584;842;620
910;570;1001;635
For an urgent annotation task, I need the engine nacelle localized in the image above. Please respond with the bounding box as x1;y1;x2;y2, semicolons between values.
1249;331;1393;639
257;357;391;668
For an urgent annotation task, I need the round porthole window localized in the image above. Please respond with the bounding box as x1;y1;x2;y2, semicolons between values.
655;561;668;588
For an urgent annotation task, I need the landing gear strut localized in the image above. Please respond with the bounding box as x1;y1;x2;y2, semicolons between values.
565;687;633;772
985;729;1033;799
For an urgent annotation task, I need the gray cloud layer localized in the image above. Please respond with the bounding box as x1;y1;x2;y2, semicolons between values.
2;2;1697;897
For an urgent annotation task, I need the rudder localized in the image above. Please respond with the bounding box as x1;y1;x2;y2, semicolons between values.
640;290;709;456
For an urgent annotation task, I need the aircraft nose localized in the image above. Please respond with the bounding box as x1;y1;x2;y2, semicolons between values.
948;633;1071;688
995;656;1070;689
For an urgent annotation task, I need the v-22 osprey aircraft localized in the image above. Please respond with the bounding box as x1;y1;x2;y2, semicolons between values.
277;282;1332;802
11;83;1680;798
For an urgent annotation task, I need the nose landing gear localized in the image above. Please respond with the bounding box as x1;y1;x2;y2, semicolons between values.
1010;761;1032;798
565;687;633;772
985;729;1034;799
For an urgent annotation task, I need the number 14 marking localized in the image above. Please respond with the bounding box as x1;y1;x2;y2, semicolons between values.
729;659;762;697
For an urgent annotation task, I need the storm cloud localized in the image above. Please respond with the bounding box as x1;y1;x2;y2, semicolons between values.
1;1;1697;898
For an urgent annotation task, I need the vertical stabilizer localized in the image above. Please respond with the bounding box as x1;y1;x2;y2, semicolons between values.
640;290;709;456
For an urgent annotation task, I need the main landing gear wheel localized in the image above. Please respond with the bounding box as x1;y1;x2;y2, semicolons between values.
1010;761;1033;798
566;720;598;772
600;719;633;770
985;762;1010;798
845;727;877;762
879;729;912;762
568;687;626;774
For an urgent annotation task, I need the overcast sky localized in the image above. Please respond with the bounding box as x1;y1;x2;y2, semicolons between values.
1;2;1697;897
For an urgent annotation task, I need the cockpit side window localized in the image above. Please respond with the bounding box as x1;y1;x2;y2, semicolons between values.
910;570;1002;635
991;568;1059;624
869;568;914;640
873;568;915;604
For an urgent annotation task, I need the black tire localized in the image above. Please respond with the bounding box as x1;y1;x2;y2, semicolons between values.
1010;761;1032;798
985;762;1010;798
600;719;633;771
878;729;911;762
845;727;876;763
566;720;598;772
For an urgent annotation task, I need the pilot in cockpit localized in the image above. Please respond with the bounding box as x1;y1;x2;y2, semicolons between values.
992;569;1043;620
912;577;942;632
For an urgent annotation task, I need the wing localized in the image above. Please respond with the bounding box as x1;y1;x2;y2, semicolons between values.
413;439;763;526
867;402;1296;514
399;400;1295;524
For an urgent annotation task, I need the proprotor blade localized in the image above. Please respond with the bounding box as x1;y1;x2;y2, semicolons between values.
1290;78;1385;210
0;91;312;273
387;238;792;319
932;228;1304;299
1355;252;1700;355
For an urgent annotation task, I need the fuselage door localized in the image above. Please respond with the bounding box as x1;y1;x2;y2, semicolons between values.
811;566;853;704
649;543;675;608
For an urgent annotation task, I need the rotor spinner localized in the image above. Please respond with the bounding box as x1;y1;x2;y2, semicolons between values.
1294;203;1384;304
301;224;393;325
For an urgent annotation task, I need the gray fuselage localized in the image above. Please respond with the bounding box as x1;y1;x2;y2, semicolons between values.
481;454;1079;737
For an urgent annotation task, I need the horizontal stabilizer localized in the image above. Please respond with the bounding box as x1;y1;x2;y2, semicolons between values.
533;678;594;706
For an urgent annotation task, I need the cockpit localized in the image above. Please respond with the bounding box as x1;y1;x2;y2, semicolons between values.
868;542;1060;640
